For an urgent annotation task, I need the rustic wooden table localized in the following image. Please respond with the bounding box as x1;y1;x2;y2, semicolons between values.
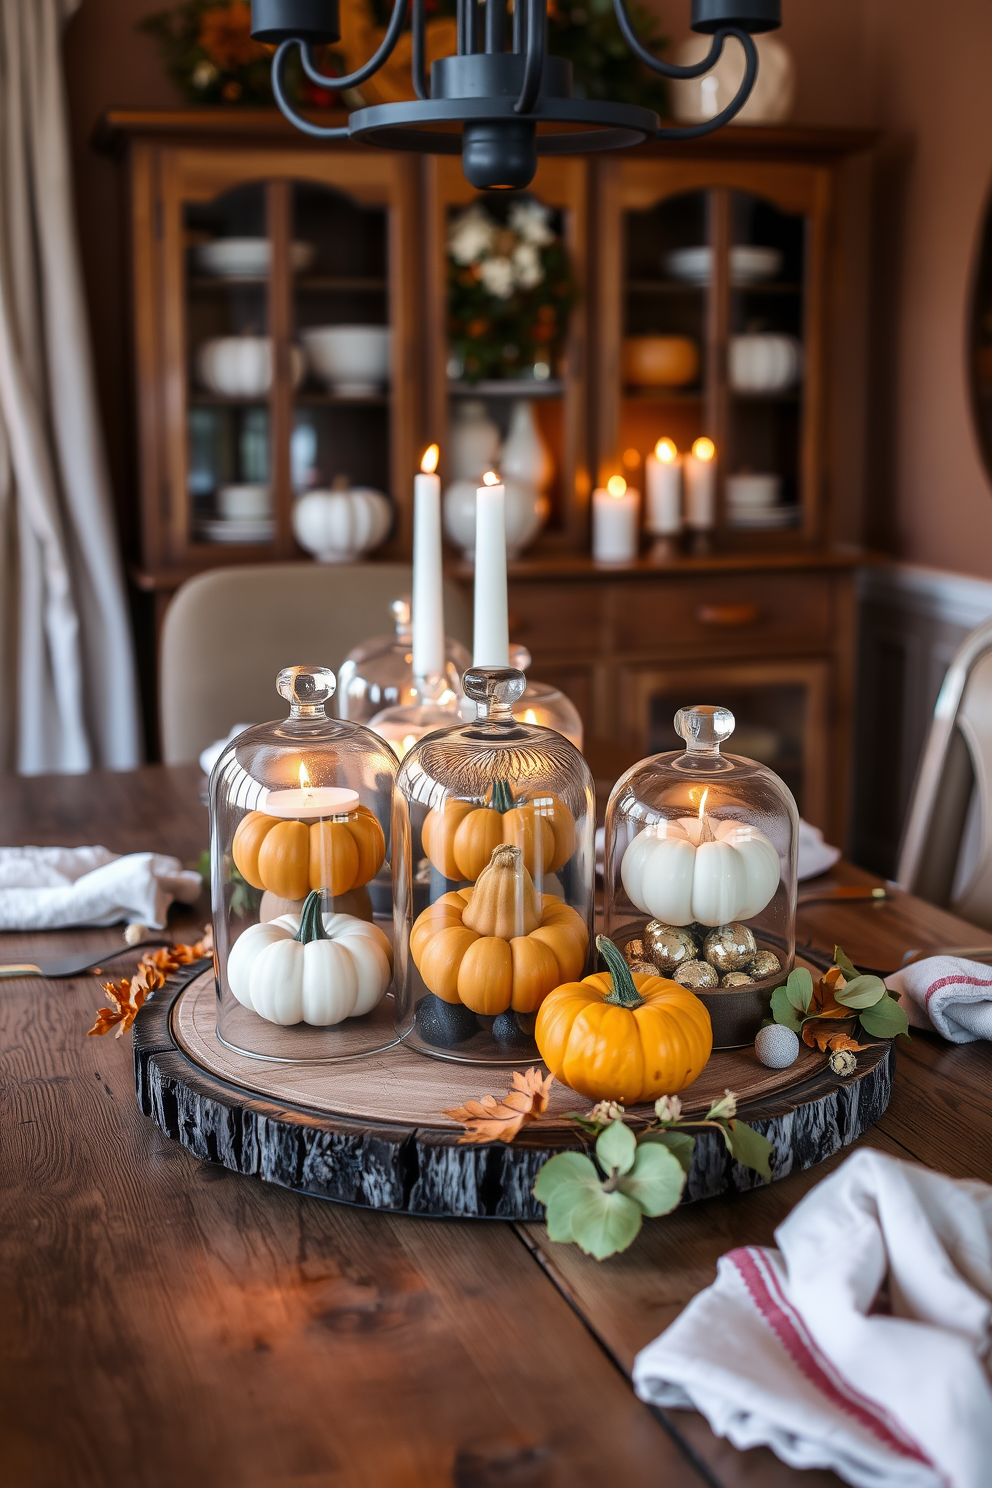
2;764;989;1488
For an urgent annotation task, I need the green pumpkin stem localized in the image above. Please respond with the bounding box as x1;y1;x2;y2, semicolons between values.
490;778;514;815
294;889;328;944
598;935;646;1009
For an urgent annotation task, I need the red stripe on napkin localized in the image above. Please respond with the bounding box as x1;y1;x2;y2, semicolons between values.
924;973;992;1010
729;1247;935;1469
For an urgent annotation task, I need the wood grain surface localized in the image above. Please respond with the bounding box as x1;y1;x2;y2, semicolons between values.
2;764;991;1488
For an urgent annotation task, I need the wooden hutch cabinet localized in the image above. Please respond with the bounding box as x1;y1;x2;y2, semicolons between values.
103;112;872;842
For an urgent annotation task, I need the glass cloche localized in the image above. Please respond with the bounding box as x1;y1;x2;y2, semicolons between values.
603;705;798;1049
337;597;471;724
209;665;399;1061
393;666;596;1064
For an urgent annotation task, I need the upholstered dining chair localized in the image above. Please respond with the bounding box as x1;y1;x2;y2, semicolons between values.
897;615;992;929
159;562;473;766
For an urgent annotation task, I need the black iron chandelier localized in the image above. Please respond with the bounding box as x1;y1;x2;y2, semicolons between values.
251;0;781;191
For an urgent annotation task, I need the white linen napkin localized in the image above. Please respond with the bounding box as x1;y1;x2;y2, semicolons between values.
885;957;992;1044
0;846;202;930
633;1149;992;1488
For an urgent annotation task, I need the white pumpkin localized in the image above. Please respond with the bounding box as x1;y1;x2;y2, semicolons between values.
227;891;392;1026
196;335;305;398
728;334;802;394
293;485;392;563
620;814;781;927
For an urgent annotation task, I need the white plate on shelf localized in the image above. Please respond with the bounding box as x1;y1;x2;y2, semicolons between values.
663;245;783;286
197;517;275;544
191;238;315;280
727;505;801;529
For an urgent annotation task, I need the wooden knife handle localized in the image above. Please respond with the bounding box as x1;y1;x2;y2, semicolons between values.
695;602;761;627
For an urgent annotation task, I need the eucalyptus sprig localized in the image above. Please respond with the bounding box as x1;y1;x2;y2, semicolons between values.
533;1091;773;1261
770;946;909;1049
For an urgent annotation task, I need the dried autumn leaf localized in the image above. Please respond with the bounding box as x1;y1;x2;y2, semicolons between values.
802;1017;858;1052
87;927;213;1039
445;1066;554;1145
826;1032;869;1053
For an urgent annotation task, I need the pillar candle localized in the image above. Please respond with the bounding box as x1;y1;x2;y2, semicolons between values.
684;437;717;531
412;453;444;682
473;474;509;666
592;477;640;563
645;438;683;535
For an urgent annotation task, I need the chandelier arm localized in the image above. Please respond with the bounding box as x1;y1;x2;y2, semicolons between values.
412;0;429;99
514;0;547;114
295;0;409;92
651;31;758;137
271;41;351;138
611;8;746;81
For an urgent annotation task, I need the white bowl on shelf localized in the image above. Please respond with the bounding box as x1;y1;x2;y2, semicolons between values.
726;473;782;510
217;483;272;521
197;517;275;544
191;238;315;280
300;325;391;396
663;245;783;286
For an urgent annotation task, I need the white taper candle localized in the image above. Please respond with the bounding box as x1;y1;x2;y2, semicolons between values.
412;465;444;681
473;474;510;666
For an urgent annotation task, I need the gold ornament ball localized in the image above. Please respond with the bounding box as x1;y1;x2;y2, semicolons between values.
628;960;660;977
644;921;698;973
623;939;648;966
750;949;783;979
703;922;757;974
673;959;719;990
721;971;755;987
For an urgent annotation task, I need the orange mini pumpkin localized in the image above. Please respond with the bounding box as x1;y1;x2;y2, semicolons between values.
232;806;385;900
421;781;575;883
535;936;713;1104
410;843;589;1016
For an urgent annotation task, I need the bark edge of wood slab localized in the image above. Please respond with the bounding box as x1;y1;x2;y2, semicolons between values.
132;975;895;1221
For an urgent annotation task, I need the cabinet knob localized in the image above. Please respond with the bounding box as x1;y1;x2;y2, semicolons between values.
695;602;761;628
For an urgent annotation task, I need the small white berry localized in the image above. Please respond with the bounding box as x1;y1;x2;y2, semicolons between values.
755;1023;800;1069
124;922;149;946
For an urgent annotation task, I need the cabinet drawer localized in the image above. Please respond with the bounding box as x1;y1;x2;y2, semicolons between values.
507;582;607;653
614;573;833;653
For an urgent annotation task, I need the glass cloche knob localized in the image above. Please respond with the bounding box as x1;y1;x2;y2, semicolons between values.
462;666;528;718
277;665;336;717
390;596;412;639
675;704;735;753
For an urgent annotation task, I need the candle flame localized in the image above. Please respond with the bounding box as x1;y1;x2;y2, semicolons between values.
607;475;627;497
299;761;312;792
655;437;678;463
482;470;501;486
692;437;716;462
698;787;709;820
523;708;539;725
421;443;440;474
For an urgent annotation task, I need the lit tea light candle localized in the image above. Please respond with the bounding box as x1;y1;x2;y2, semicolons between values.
372;722;428;761
592;475;640;563
685;437;717;531
645;437;682;537
263;763;360;820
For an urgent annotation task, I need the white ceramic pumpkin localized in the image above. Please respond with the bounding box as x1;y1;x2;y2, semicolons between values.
227;892;392;1026
620;814;781;927
728;334;802;394
292;484;392;563
196;335;305;398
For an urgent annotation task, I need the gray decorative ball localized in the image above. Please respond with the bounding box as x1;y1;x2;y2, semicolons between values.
755;1023;800;1069
751;949;783;980
644;921;698;974
703;922;758;974
721;971;755;988
673;959;719;990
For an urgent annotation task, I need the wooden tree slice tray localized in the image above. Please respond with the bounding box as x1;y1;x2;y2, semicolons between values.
133;967;894;1221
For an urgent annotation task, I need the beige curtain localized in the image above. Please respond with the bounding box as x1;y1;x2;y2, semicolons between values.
0;0;140;773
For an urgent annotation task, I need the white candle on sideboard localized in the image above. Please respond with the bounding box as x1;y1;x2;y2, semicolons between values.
684;437;717;531
645;437;683;535
592;476;639;563
412;443;444;682
473;471;510;666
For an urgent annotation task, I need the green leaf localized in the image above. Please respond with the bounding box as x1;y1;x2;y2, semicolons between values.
564;1187;644;1260
617;1143;686;1216
595;1118;636;1177
859;995;910;1040
533;1151;602;1241
641;1128;696;1174
834;945;861;981
770;984;803;1032
726;1120;773;1182
834;974;886;1010
195;848;210;880
786;966;814;1013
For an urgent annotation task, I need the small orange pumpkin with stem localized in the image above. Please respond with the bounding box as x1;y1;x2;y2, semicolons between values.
233;806;385;900
422;780;575;882
410;843;589;1015
535;936;713;1104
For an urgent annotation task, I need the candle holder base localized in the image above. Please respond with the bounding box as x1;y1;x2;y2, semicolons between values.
646;534;682;563
686;527;716;556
